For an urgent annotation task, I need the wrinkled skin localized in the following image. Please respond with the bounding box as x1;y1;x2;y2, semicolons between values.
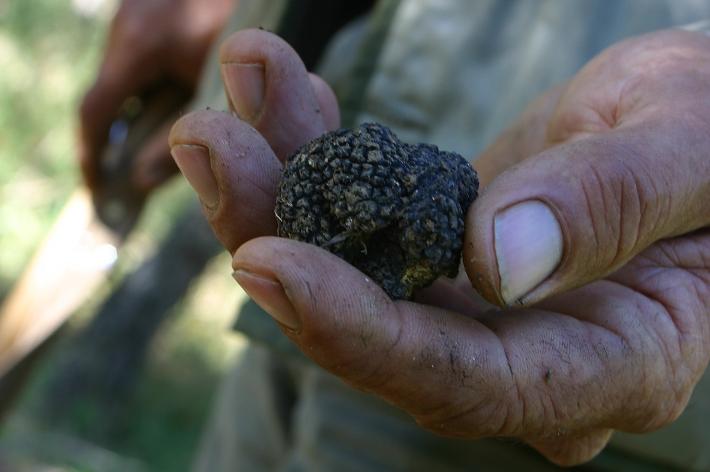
170;29;710;465
78;0;236;195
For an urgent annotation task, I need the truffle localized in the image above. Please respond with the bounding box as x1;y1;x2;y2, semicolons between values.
275;123;479;299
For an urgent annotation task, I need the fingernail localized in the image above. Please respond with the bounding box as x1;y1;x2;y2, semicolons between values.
222;63;265;122
170;144;219;208
494;201;563;305
233;269;300;331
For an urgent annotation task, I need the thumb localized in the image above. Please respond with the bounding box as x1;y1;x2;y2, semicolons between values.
464;121;710;306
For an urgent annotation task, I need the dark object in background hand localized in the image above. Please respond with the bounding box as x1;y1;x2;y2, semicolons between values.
276;123;479;299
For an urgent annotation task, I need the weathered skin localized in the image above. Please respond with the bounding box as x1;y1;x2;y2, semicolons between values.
275;123;479;299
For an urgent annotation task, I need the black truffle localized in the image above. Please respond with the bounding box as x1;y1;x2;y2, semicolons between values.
275;123;479;299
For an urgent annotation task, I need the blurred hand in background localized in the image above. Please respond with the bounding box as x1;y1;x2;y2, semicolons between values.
78;0;236;196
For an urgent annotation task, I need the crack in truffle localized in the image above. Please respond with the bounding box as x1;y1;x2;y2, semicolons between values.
276;123;479;299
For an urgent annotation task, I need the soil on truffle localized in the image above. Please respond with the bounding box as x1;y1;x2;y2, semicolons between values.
275;123;479;299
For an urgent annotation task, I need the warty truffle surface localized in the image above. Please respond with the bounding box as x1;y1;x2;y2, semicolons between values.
275;123;479;299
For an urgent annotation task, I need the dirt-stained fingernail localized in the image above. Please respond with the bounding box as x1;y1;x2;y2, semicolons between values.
222;63;265;122
233;269;300;331
171;144;219;209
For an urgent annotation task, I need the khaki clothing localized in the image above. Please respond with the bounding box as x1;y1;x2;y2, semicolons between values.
192;1;710;470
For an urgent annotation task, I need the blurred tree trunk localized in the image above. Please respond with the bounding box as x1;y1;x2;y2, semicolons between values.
40;203;221;431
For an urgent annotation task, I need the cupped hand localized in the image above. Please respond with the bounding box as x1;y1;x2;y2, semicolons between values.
79;0;235;194
169;29;710;465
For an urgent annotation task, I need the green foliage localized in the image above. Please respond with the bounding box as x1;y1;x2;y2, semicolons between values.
0;2;243;470
0;0;104;287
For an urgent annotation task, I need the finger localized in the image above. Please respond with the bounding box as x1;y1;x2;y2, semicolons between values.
231;237;668;464
169;110;281;253
132;122;178;192
219;29;339;161
465;118;710;307
78;53;157;192
78;78;128;191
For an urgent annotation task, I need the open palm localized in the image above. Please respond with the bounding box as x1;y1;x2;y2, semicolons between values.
170;29;710;465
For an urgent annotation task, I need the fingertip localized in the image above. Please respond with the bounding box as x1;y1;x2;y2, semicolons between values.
232;236;397;352
169;110;281;253
233;236;390;309
218;28;297;64
464;198;505;306
168;111;201;147
218;28;327;160
218;29;262;64
233;266;301;332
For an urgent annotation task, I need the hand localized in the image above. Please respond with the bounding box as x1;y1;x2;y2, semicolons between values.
78;0;235;194
169;29;710;465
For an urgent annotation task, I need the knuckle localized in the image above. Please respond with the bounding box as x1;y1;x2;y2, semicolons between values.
571;145;664;269
573;157;631;269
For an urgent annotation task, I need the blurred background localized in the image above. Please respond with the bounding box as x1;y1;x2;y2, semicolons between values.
0;1;246;470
